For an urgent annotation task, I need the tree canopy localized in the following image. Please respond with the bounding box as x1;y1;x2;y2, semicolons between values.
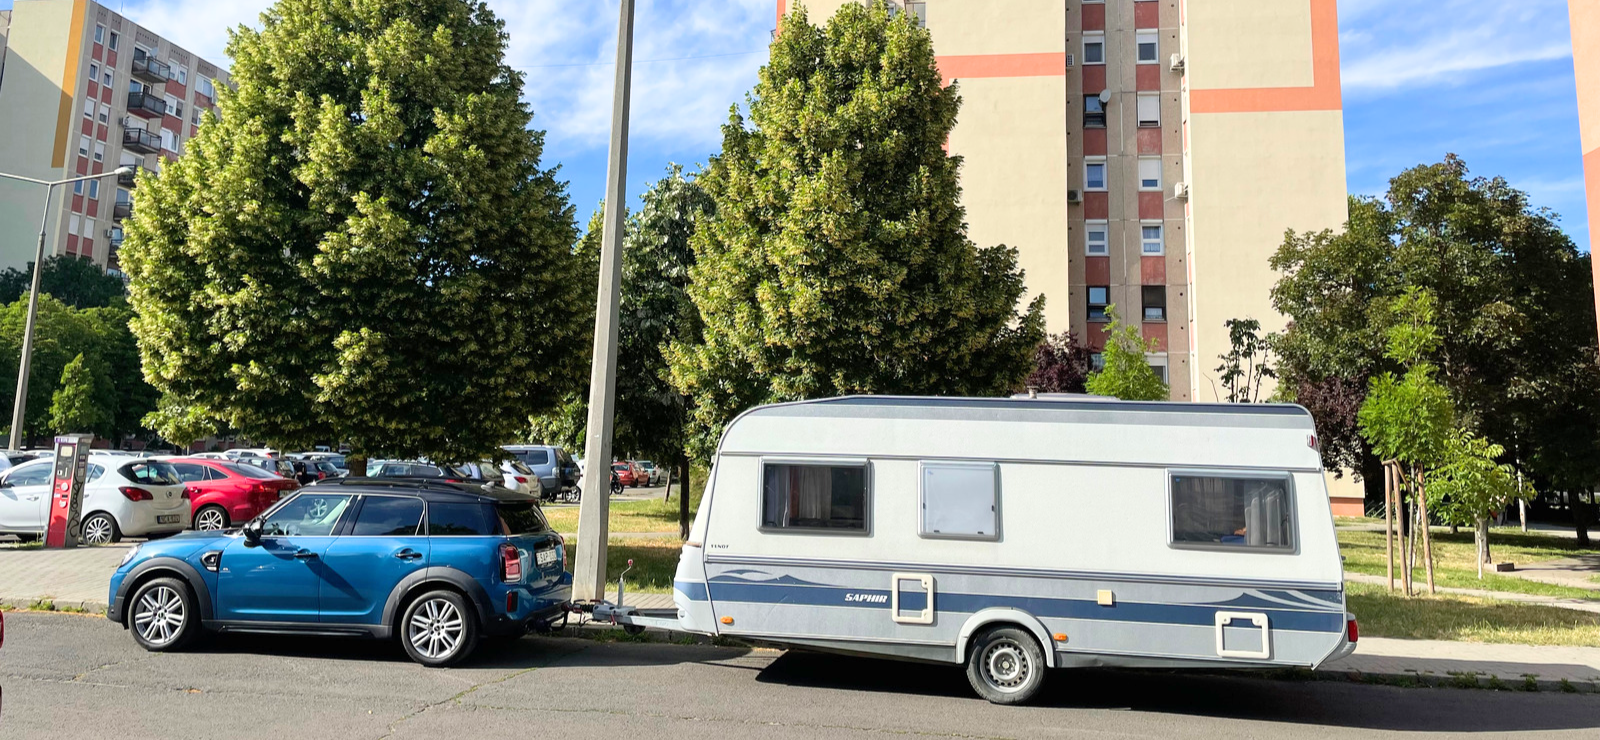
0;255;128;310
667;2;1044;458
1085;306;1168;402
121;0;585;461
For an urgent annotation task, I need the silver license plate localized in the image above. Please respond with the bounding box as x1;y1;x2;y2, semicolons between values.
535;548;557;566
157;515;179;524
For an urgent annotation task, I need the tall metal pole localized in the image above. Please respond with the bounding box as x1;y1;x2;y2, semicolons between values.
574;0;636;603
9;184;58;451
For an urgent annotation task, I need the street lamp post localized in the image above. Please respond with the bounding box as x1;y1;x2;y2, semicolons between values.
0;167;134;451
574;0;636;603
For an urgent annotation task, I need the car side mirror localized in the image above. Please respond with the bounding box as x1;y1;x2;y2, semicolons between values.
242;519;263;547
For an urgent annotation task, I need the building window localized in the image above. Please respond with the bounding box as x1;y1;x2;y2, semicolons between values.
904;1;927;28
102;70;113;89
94;25;105;45
160;128;176;152
1148;355;1169;384
1084;33;1105;65
1143;285;1167;322
920;462;999;540
70;215;82;236
93;142;106;163
1090;352;1106;371
109;32;119;51
197;77;216;99
117;188;132;206
88;181;100;200
175;66;189;85
1084;95;1106;128
1085;159;1107;191
1170;473;1294;550
83;99;95;119
1086;220;1109;256
99;104;111;124
89;63;100;83
1142;223;1164;255
85;218;96;240
73;181;85;196
1139;158;1162;190
762;461;869;532
1137;32;1160;64
165;94;182;118
1138;93;1161;127
79;136;91;157
1087;286;1110;322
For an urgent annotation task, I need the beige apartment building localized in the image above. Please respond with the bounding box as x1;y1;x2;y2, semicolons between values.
1573;1;1600;344
0;0;229;272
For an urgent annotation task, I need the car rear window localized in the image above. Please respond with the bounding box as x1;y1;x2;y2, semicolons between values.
508;459;535;476
427;502;495;536
517;449;551;466
228;463;277;480
496;502;549;535
121;461;181;486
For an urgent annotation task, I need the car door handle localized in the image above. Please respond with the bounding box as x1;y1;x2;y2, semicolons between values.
293;549;318;560
395;549;423;561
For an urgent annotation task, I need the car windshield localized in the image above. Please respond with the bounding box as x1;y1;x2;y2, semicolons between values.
121;461;181;486
495;501;549;535
516;449;551;466
612;464;627;471
227;463;277;480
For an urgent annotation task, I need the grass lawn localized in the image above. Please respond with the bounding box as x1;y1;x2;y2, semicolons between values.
1338;528;1600;601
561;537;683;594
543;467;707;536
1346;582;1600;647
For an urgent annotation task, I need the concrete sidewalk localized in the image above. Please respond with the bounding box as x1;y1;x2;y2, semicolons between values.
0;545;1592;691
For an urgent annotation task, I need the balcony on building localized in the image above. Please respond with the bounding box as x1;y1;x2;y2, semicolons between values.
117;164;153;187
108;227;125;250
123;128;160;154
127;91;167;119
131;53;171;84
113;200;133;221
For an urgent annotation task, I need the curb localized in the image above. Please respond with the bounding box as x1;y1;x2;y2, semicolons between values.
1316;668;1600;694
0;597;108;615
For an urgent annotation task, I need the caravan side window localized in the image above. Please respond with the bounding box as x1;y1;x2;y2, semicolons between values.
1170;472;1294;551
761;462;868;533
920;462;999;540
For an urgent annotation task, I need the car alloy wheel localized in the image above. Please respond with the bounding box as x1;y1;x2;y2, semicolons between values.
195;506;227;531
81;513;115;545
133;585;186;646
408;597;465;660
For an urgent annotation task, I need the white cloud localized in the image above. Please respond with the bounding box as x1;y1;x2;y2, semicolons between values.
120;0;772;152
1340;0;1573;93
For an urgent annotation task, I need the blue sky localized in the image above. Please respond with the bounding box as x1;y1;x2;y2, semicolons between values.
5;0;1588;250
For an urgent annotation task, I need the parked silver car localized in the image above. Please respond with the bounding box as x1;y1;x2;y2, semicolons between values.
503;445;580;499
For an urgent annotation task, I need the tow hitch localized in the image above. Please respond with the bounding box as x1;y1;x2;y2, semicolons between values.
566;559;682;636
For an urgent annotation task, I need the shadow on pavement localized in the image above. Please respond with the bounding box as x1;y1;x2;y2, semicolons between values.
186;630;752;670
755;652;1600;733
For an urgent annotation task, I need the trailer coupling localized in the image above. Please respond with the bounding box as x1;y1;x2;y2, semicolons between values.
565;558;683;636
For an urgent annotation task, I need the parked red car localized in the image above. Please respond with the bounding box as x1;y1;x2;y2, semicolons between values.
167;457;301;531
611;461;638;488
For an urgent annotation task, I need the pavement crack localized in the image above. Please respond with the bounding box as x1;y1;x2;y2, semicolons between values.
70;653;163;682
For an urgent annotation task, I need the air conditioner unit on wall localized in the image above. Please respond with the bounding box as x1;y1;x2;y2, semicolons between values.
1066;53;1076;68
1174;182;1190;200
1170;53;1185;73
1068;190;1082;204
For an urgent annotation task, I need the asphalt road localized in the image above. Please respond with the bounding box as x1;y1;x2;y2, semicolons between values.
3;612;1599;739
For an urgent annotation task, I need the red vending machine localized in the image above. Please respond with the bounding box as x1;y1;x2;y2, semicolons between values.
44;434;93;549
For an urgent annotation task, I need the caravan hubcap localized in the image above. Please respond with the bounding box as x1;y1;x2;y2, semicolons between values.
133;586;185;645
982;641;1030;692
408;598;464;658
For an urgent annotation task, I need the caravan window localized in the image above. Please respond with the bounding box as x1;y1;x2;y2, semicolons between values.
920;462;999;540
1170;473;1294;551
761;462;868;533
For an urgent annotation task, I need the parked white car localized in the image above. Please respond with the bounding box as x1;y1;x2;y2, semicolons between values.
0;455;190;544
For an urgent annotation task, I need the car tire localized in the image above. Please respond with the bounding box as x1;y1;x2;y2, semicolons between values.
965;626;1047;705
128;577;200;652
80;512;120;545
399;589;479;668
194;505;229;531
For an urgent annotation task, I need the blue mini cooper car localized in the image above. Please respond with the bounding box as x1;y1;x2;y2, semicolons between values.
108;478;572;667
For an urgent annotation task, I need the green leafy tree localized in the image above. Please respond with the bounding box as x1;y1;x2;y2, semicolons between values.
1272;156;1600;518
0;295;119;443
668;2;1045;458
1429;429;1522;577
121;0;585;463
50;353;110;435
1358;289;1454;471
526;205;609;452
1085;306;1168;401
1214;318;1276;403
0;255;128;309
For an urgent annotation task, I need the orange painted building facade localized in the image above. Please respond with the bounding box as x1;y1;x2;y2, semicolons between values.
1571;0;1600;345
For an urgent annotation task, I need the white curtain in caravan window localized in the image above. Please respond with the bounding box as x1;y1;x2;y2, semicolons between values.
795;466;832;522
1244;479;1288;547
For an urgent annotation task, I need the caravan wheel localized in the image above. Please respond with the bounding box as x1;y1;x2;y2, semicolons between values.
965;626;1046;705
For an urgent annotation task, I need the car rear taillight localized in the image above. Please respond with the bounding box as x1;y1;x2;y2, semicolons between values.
500;542;521;582
1346;618;1359;643
180;487;192;500
119;486;154;502
515;476;527;484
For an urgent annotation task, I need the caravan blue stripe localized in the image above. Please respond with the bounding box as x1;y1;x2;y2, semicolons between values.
701;580;1343;634
674;580;709;601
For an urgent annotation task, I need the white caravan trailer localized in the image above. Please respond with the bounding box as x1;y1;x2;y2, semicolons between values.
657;395;1356;704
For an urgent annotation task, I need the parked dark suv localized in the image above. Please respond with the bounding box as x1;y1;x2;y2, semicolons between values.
108;479;571;667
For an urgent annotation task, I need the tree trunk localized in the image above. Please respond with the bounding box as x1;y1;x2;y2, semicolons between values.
678;456;691;541
346;453;367;478
1475;515;1487;579
663;464;674;503
1418;468;1437;595
1576;489;1592;548
1384;463;1395;593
